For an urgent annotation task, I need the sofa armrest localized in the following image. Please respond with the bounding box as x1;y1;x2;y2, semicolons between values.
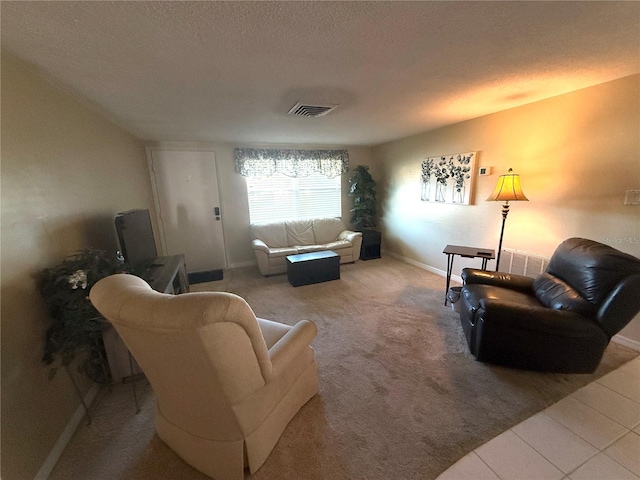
462;268;534;293
251;238;270;253
268;320;318;380
338;230;363;243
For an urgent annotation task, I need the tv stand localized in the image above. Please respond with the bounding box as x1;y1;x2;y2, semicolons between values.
140;255;189;294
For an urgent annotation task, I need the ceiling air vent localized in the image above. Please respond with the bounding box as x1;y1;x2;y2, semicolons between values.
287;102;338;117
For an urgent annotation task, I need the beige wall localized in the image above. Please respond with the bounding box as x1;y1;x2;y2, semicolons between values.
1;53;156;479
145;142;375;268
372;74;640;342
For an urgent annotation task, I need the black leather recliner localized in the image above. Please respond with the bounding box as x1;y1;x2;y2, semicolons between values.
459;238;640;373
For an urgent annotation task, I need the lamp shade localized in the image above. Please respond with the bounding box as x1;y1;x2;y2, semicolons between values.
486;168;528;202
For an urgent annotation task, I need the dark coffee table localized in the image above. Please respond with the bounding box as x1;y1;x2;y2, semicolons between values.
286;251;340;287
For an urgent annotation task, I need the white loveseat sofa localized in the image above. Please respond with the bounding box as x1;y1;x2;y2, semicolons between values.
251;217;363;276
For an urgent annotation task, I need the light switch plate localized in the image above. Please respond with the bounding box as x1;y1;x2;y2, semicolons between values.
479;166;491;176
624;190;640;205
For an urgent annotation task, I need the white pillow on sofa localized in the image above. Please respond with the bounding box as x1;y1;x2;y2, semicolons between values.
251;223;289;248
285;220;315;246
313;218;347;245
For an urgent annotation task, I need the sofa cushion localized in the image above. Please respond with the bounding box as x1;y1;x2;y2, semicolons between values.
533;272;597;317
312;218;346;245
295;245;325;254
285;220;315;246
266;247;298;258
251;223;289;248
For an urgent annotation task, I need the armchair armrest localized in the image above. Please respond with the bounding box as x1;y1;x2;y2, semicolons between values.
268;320;318;379
251;238;270;253
338;230;363;243
462;268;534;293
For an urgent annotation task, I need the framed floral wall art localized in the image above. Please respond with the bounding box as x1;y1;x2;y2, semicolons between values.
420;152;477;205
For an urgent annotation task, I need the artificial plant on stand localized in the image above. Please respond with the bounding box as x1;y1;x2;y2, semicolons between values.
349;165;381;260
41;248;128;420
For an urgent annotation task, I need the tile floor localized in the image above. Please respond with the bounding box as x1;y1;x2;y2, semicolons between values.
437;356;640;480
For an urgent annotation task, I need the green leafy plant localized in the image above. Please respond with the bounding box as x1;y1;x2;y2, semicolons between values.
348;165;377;229
41;248;128;384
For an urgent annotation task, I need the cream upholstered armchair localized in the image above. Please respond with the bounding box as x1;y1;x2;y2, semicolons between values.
89;274;319;480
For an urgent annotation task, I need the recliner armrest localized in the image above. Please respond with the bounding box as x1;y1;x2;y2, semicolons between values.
462;268;534;293
478;298;601;336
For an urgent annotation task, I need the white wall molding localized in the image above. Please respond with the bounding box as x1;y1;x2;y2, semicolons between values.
228;260;256;269
382;249;462;284
612;334;640;352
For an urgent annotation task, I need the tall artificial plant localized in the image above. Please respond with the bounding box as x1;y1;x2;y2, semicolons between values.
348;165;377;229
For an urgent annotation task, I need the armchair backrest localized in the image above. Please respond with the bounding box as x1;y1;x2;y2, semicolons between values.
540;238;640;336
90;274;272;440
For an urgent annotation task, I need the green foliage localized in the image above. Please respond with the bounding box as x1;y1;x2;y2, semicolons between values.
40;248;128;384
348;165;377;229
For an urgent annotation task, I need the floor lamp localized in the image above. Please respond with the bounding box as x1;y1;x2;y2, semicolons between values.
486;168;528;271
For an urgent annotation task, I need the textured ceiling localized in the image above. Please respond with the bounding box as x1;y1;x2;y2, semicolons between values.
2;1;639;146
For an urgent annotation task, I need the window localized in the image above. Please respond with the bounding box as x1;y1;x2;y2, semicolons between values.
247;173;341;224
235;147;347;224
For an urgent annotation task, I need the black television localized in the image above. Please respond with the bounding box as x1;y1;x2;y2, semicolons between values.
115;209;158;274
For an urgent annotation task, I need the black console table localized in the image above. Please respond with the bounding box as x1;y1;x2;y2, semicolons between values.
140;255;189;294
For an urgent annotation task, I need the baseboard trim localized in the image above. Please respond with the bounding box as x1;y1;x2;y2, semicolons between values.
34;383;100;480
229;260;256;269
612;334;640;352
382;250;462;284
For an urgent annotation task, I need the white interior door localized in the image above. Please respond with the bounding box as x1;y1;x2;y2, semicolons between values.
149;149;227;273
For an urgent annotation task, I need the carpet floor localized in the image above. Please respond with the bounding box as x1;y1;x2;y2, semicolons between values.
50;257;638;480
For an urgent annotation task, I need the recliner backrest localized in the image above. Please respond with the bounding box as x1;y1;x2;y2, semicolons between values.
546;238;640;307
533;272;597;317
597;273;640;337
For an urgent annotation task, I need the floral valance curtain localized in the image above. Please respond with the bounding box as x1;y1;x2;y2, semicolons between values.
234;148;349;178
